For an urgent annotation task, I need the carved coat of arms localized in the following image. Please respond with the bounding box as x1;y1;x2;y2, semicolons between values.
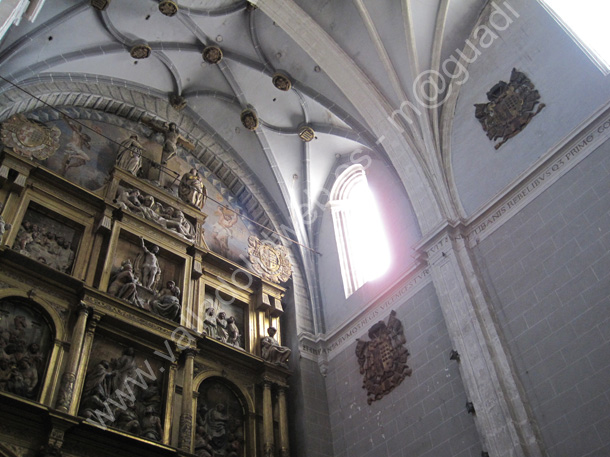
475;68;545;149
355;310;412;404
248;236;292;284
1;114;61;159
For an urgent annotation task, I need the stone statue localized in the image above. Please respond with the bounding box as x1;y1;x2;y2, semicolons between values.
0;202;11;242
137;237;161;290
194;427;214;457
216;312;228;343
260;327;291;367
204;403;230;450
116;134;144;176
114;399;140;434
227;316;241;348
178;168;207;210
141;405;163;441
115;188;144;215
203;307;217;338
150;280;181;322
161;122;180;165
107;260;141;306
81;360;113;404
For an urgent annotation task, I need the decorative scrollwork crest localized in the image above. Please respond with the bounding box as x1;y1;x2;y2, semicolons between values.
247;236;292;284
356;310;412;404
475;68;545;149
1;114;61;160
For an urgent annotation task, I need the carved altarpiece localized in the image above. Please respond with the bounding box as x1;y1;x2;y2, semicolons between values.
0;107;292;457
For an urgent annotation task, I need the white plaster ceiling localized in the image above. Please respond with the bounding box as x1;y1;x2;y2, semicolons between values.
0;0;487;244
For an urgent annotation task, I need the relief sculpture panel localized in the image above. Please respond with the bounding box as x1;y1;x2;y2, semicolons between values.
12;205;80;275
195;379;245;457
79;337;166;442
0;298;53;401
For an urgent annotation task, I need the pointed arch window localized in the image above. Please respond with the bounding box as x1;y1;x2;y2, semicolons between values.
330;164;391;298
538;0;610;74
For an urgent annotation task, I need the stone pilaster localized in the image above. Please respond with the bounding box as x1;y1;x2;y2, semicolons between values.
277;385;290;457
179;348;198;451
424;229;545;457
262;379;274;457
55;303;89;413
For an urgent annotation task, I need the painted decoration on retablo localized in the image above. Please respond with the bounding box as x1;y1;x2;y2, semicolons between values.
474;68;545;149
1;114;61;160
247;236;292;284
355;310;412;404
9;107;261;265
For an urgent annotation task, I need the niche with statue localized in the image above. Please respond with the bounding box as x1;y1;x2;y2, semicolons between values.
201;288;246;351
195;378;246;457
104;231;185;323
0;297;54;401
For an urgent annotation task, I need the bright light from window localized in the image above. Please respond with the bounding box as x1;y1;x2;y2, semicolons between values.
348;180;391;281
541;0;610;70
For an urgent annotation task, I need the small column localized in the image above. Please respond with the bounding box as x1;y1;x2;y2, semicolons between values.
179;348;198;451
70;312;101;415
277;386;290;457
262;379;274;457
55;303;89;412
163;359;178;445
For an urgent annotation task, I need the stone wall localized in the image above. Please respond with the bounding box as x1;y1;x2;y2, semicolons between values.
324;283;481;457
474;139;610;457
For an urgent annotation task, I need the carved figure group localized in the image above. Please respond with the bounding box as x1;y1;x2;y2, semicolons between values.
12;221;75;273
0;310;48;400
115;187;196;241
195;398;243;457
201;307;242;349
79;347;163;441
178;168;207;210
260;327;290;367
108;247;182;322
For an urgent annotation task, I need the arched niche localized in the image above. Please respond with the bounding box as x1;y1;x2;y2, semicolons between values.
0;296;56;403
193;374;253;457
